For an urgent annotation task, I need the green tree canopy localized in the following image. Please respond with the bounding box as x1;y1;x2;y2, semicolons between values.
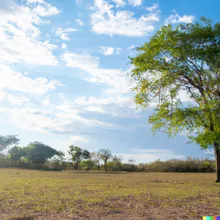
130;17;220;182
68;145;90;170
8;146;25;161
24;142;59;164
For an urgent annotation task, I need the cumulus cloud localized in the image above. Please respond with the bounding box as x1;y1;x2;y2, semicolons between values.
99;46;122;55
91;0;159;37
0;0;59;66
165;10;195;25
56;27;77;41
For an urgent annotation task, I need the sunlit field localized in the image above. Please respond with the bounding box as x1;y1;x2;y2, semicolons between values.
0;169;219;220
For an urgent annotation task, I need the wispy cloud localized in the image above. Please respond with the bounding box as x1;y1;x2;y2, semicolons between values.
118;148;185;163
0;65;62;95
75;19;84;26
55;28;77;41
62;52;131;95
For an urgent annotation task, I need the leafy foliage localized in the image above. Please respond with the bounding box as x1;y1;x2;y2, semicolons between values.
0;135;19;152
130;18;220;149
24;142;59;164
8;146;25;161
68;145;90;170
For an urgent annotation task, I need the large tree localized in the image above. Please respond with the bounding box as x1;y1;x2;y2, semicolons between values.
24;142;59;164
98;149;112;173
130;18;220;182
68;145;90;170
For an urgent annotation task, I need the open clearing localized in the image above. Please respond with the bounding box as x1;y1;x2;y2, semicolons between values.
0;169;220;220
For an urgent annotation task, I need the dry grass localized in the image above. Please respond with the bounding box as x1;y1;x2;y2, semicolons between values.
0;169;220;220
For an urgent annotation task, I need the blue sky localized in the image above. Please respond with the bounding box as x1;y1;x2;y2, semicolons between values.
0;0;218;163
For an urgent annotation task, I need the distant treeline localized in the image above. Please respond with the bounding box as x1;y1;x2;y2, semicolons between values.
0;155;215;173
0;135;215;172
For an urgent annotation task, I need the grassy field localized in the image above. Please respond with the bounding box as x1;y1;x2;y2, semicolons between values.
0;169;220;220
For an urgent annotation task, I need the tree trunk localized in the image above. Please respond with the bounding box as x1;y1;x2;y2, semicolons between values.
97;161;100;170
214;143;220;182
75;162;78;170
104;160;107;173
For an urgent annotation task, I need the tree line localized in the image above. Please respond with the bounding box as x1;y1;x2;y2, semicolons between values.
0;135;216;172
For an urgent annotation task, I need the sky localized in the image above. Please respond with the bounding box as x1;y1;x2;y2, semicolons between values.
0;0;219;163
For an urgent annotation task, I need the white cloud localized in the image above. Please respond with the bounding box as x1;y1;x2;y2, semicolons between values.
146;4;159;12
0;65;62;95
0;0;59;66
56;27;77;41
91;0;159;37
128;45;135;51
33;3;60;17
6;94;29;106
112;0;126;7
27;0;45;3
0;91;134;133
118;148;185;163
70;136;89;144
62;52;100;70
27;0;60;17
75;19;84;26
0;90;6;100
165;10;195;25
41;95;52;107
116;48;122;54
99;46;121;55
62;52;131;95
72;95;138;117
61;43;67;49
128;0;143;7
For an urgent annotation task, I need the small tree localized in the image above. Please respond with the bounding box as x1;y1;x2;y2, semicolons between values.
91;151;101;170
110;155;123;171
98;149;112;173
68;145;90;170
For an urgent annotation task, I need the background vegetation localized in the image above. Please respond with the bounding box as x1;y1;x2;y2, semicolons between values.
0;135;216;173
